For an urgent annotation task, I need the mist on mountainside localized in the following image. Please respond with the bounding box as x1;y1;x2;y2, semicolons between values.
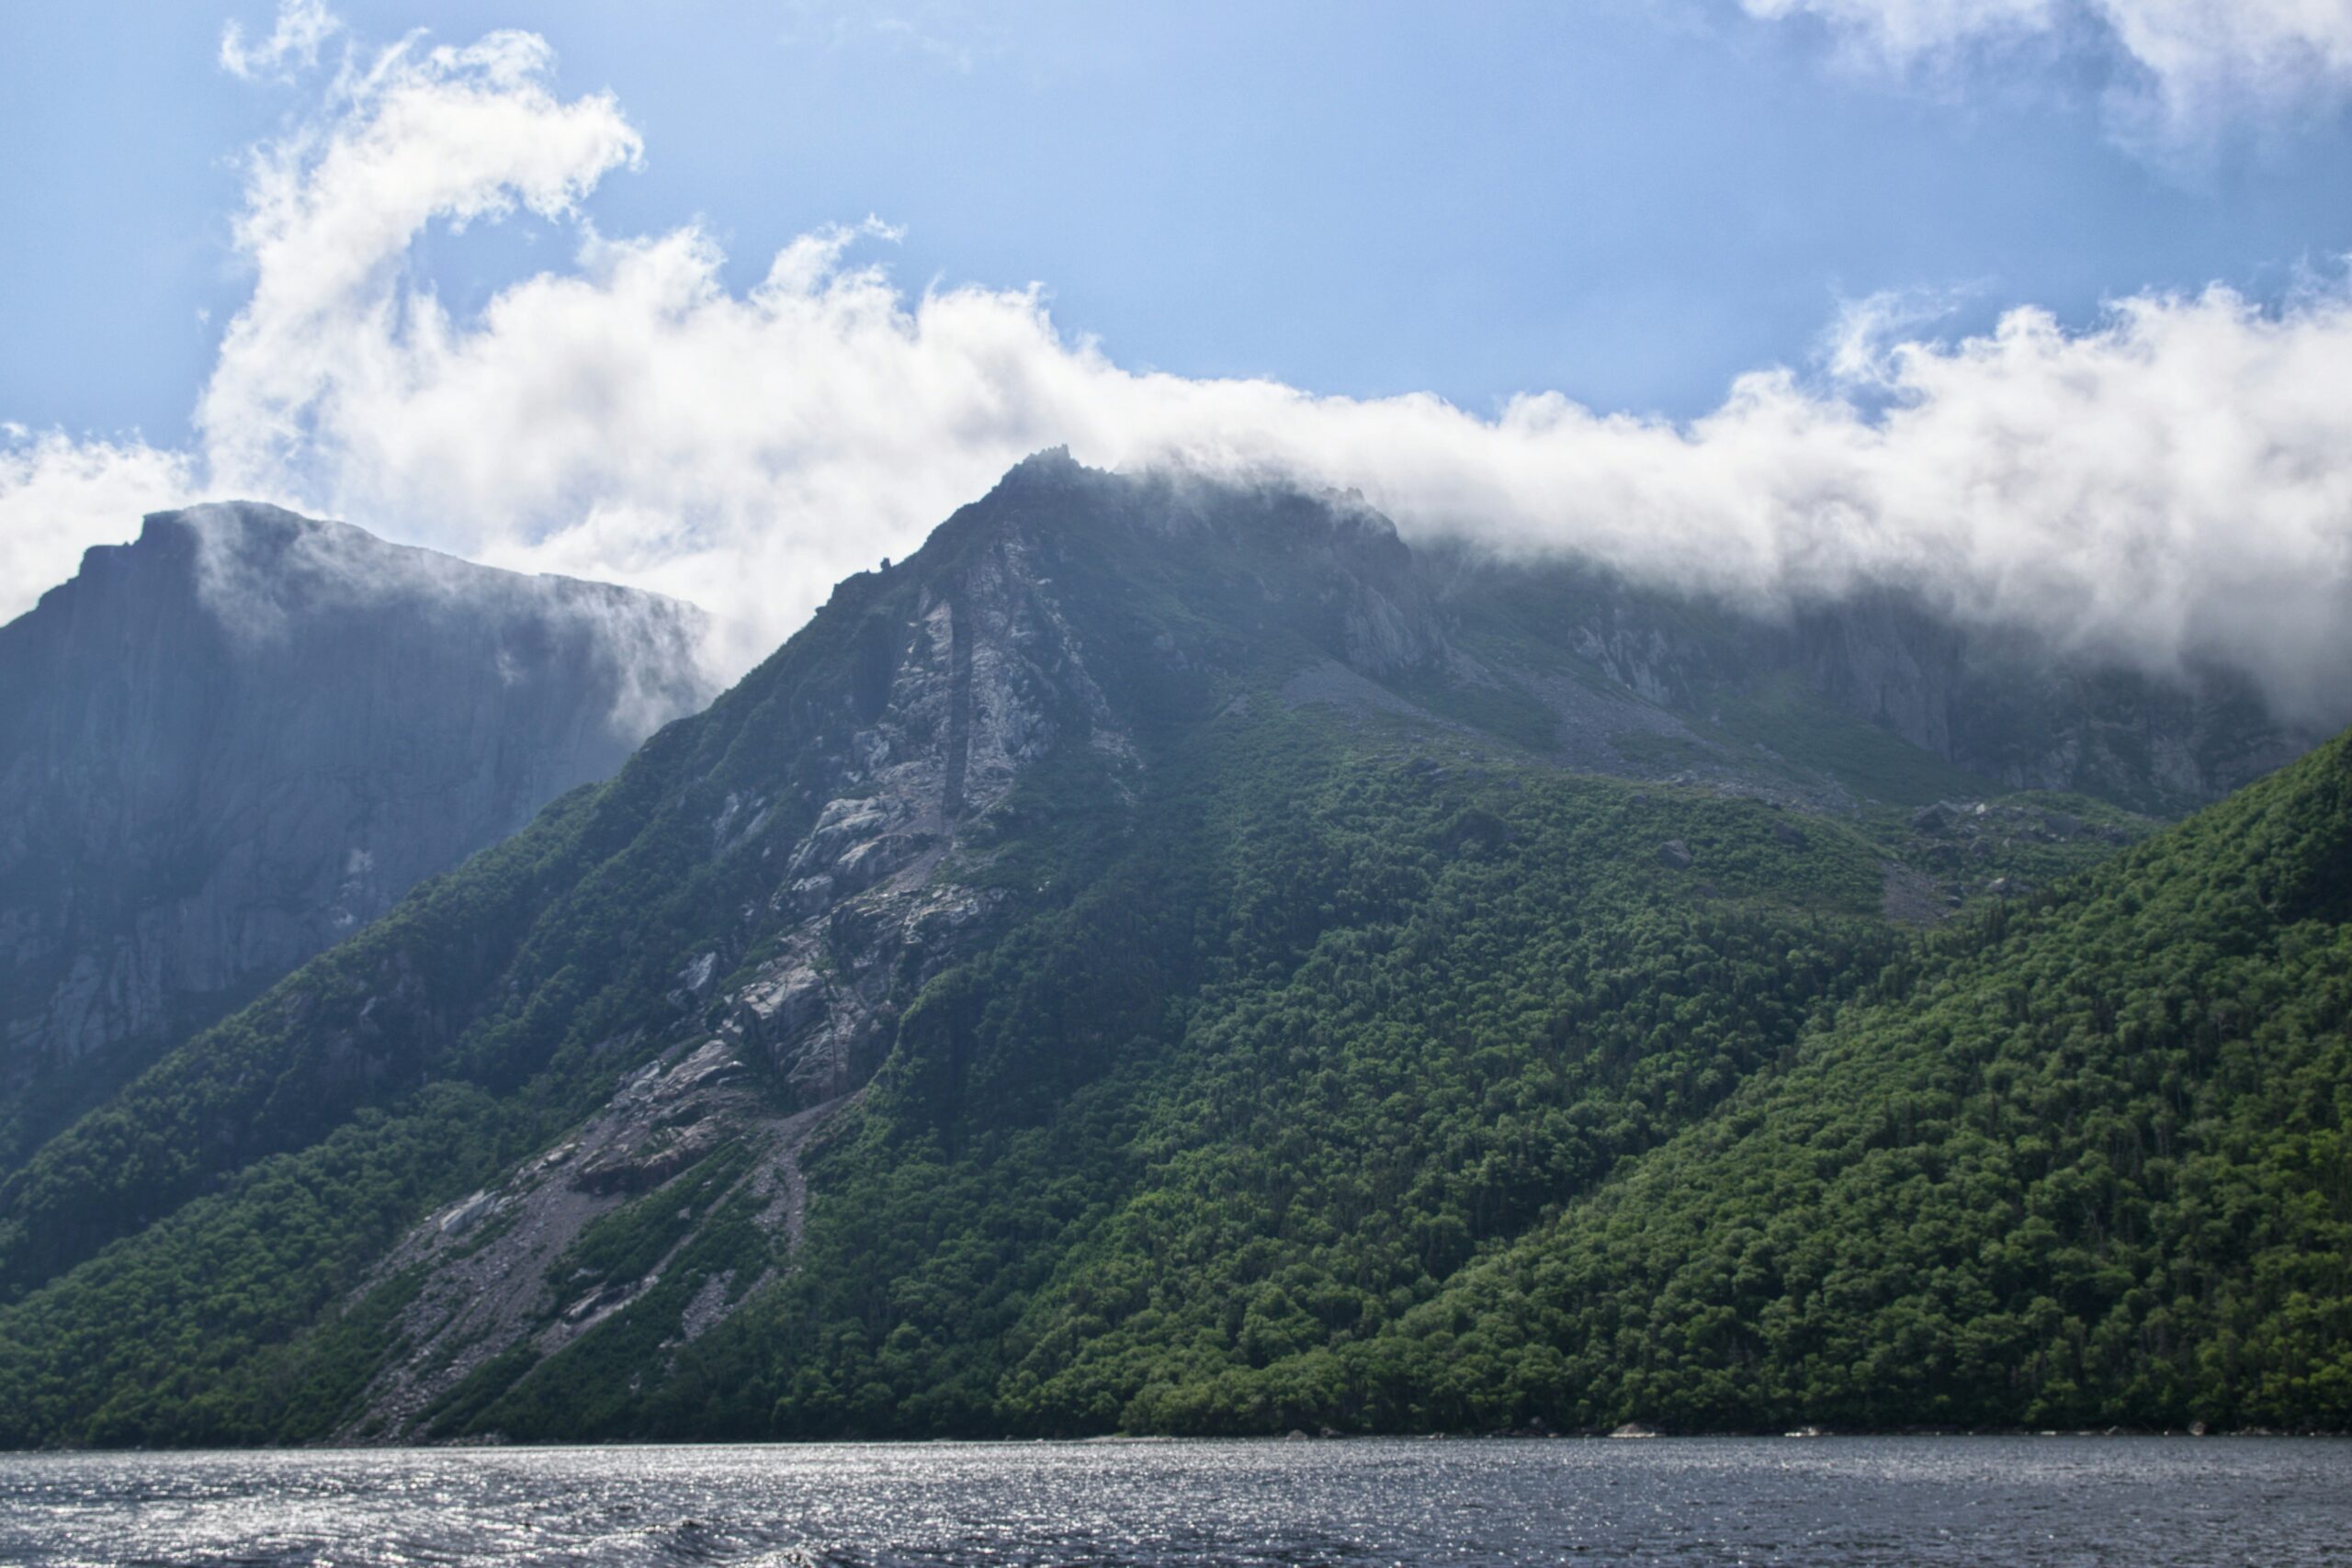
7;17;2352;732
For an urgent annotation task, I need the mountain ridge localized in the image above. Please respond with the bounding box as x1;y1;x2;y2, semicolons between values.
0;457;2337;1445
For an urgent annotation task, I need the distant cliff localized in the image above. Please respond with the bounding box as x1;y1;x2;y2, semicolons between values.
0;502;715;1165
1418;547;2314;815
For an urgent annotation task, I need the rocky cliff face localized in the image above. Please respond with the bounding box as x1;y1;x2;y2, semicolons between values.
1778;593;2307;807
1425;550;2314;812
0;502;714;1163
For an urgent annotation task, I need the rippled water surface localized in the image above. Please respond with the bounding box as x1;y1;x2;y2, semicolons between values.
2;1438;2346;1566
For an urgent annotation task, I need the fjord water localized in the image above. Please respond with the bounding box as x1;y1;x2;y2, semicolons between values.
2;1438;2344;1566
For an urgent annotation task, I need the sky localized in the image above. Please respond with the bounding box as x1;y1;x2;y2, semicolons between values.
4;0;2351;712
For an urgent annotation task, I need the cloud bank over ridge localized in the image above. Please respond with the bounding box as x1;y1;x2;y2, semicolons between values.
5;6;2352;724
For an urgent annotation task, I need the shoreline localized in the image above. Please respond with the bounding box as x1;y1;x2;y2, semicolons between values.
6;1427;2349;1457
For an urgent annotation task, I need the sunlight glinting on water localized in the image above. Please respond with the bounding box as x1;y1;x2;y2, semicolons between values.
3;1437;2347;1566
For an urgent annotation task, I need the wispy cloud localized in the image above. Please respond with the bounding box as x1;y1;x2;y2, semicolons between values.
7;5;2352;727
1740;0;2352;153
219;0;343;82
0;428;194;618
200;24;642;504
1816;284;1984;384
781;0;1007;73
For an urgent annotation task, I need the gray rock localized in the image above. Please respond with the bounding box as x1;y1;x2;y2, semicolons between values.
1911;802;1959;833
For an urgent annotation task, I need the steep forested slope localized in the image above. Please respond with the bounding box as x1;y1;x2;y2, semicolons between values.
1362;725;2352;1435
0;456;2330;1447
510;737;1910;1440
616;723;2350;1440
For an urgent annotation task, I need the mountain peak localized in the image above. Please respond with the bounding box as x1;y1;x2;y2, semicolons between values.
140;497;321;542
999;444;1082;483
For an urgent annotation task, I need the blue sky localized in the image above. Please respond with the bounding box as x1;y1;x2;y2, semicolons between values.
3;0;2351;715
6;0;2348;445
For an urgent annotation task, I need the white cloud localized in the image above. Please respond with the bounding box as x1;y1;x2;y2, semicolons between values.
1743;0;2060;63
0;430;194;618
1740;0;2352;147
2101;0;2352;139
6;13;2352;729
199;27;641;501
220;0;343;82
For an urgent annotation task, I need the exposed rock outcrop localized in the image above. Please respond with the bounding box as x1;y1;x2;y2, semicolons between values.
1423;548;2314;811
336;470;1146;1437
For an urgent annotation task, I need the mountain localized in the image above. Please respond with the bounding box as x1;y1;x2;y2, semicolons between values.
0;502;715;1168
0;456;2335;1446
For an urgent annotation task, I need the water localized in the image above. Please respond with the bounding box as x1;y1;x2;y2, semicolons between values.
0;1438;2345;1566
